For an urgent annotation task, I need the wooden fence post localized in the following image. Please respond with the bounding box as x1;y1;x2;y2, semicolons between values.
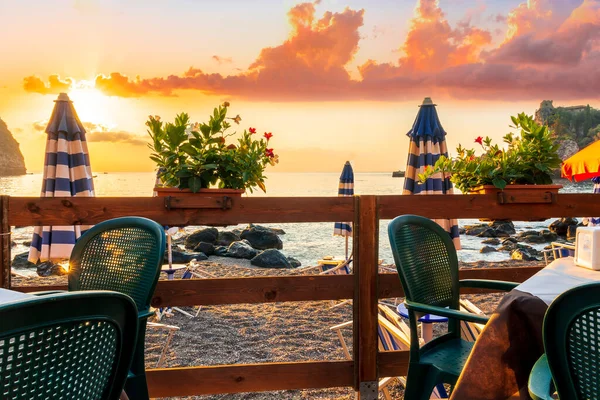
0;196;10;288
353;195;379;399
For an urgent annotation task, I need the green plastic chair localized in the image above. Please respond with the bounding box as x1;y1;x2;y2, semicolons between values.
69;216;166;399
388;215;518;399
0;291;138;400
529;282;600;400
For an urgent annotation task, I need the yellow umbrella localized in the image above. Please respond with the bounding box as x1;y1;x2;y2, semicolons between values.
561;140;600;181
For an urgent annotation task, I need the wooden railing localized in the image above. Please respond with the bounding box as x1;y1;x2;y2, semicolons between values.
1;193;599;398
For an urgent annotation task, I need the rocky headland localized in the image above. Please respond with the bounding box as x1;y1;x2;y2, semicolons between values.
0;118;26;176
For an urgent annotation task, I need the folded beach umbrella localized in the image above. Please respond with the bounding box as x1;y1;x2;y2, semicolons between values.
28;93;95;262
333;161;354;259
403;97;461;249
561;140;600;182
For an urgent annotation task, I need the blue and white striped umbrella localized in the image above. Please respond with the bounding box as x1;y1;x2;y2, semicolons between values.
28;93;95;262
403;97;461;249
334;161;354;237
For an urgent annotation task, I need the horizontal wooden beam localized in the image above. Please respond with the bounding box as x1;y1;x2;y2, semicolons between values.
378;193;600;221
8;196;355;226
149;274;355;307
9;193;600;226
378;266;542;298
14;266;542;304
378;350;410;378
146;360;354;397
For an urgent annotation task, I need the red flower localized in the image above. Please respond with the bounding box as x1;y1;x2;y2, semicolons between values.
249;127;256;134
469;155;475;161
219;137;226;144
227;144;237;150
474;136;483;145
265;148;274;158
264;132;273;141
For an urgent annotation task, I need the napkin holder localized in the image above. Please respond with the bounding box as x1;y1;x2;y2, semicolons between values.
575;227;600;270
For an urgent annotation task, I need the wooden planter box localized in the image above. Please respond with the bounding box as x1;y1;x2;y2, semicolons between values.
154;187;244;198
470;184;563;204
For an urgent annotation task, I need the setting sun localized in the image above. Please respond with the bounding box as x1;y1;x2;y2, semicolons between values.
67;84;114;127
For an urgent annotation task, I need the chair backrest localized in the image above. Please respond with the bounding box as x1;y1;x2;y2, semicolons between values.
388;215;459;310
0;291;138;400
69;217;166;314
543;282;600;399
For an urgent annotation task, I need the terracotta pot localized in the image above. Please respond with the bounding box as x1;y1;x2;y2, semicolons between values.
154;187;245;197
469;184;562;195
469;184;562;221
469;184;562;205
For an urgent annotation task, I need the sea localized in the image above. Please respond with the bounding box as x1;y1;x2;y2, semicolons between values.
1;172;594;275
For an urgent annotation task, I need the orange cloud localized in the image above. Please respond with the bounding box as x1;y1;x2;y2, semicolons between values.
23;75;73;94
21;0;600;102
53;2;364;100
86;130;147;146
32;120;145;145
488;0;600;65
398;0;492;72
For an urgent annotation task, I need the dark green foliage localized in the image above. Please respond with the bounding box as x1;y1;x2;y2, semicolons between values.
421;113;562;193
147;103;277;193
545;105;600;148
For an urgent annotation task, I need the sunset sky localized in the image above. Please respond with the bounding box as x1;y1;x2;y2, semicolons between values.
1;0;598;173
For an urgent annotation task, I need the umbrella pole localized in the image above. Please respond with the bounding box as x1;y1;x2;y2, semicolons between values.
345;235;349;260
168;234;173;268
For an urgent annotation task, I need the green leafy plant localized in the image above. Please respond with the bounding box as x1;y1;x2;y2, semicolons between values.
419;113;561;193
147;102;278;193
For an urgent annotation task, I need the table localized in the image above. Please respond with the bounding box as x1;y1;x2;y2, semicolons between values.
396;303;448;342
0;288;33;305
160;264;187;280
450;257;600;400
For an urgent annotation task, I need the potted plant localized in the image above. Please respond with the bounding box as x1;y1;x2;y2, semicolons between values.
147;102;278;197
420;113;563;198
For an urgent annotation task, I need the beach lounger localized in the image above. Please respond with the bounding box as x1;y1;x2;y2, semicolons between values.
542;241;575;265
300;257;353;307
332;304;453;399
146;321;181;368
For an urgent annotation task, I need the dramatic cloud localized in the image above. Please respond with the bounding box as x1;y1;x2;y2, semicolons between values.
53;2;365;100
32;120;146;145
86;131;147;146
22;0;600;101
488;0;600;65
23;75;73;94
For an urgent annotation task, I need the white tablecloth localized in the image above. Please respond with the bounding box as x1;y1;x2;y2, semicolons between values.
0;288;33;305
516;257;600;305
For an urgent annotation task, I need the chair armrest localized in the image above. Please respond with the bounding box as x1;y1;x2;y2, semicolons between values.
528;354;555;400
139;310;155;319
405;300;489;325
29;290;68;296
460;279;518;291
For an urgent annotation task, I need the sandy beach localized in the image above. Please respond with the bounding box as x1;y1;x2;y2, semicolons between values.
12;257;541;400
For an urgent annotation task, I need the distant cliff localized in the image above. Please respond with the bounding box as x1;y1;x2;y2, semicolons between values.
0;118;27;176
535;100;600;159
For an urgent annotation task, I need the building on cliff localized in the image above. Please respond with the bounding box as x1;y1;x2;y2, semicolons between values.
0;118;27;176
